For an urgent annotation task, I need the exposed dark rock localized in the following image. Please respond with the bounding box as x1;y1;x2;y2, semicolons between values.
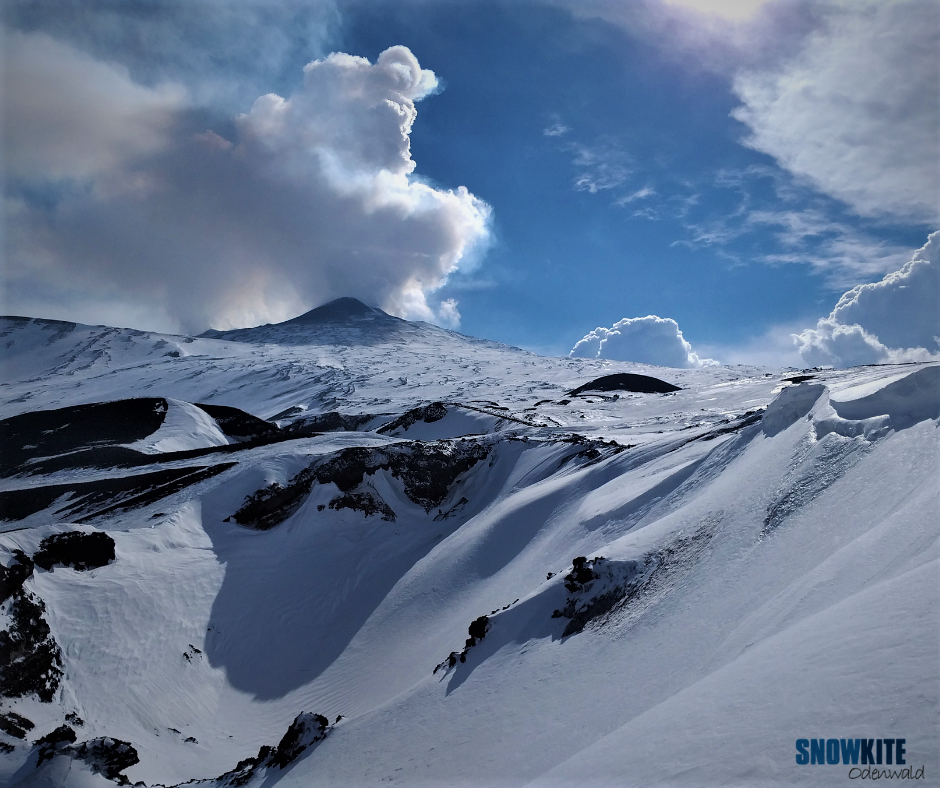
33;531;115;572
270;712;330;768
564;556;598;592
0;710;34;739
232;481;307;532
0;590;63;701
315;441;491;512
282;411;377;436
213;746;275;787
433;496;468;521
1;399;298;478
0;398;167;477
568;373;681;396
557;435;627;469
7;446;160;478
467;615;489;643
0;741;13;753
194;404;280;442
207;713;331;785
0;463;237;522
554;556;639;638
35;725;76;765
434;614;490;674
74;737;140;781
328;491;396;521
553;526;716;637
784;374;816;384
377;402;448;434
1;550;34;603
65;712;84;726
234;440;490;530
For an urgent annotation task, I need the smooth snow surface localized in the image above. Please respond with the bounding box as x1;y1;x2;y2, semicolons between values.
0;313;937;787
124;399;231;454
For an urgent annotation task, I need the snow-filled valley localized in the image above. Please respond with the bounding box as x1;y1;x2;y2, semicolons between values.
0;300;937;787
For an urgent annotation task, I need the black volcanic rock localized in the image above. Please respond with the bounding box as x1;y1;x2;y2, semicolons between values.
0;589;63;701
281;411;377;436
0;463;237;522
74;737;140;781
0;550;34;603
234;440;490;530
0;710;34;739
33;532;115;572
0;398;167;477
569;373;680;396
194;403;280;442
35;725;77;764
377;402;448;434
270;712;330;768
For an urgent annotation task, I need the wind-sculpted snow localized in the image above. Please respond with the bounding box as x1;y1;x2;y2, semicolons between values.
0;310;937;786
761;365;940;536
761;382;826;437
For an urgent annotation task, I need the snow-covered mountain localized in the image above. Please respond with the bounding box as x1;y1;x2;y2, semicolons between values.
0;300;937;787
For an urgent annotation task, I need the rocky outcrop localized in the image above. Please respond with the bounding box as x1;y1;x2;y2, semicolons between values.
0;710;34;739
234;439;491;530
33;531;115;572
0;550;34;603
434;615;491;673
0;588;63;702
73;737;140;782
204;712;332;786
376;402;448;434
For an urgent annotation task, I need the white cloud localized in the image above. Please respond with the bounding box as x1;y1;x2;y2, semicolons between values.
613;186;656;206
570;142;632;193
4;37;491;333
696;322;806;368
732;0;940;224
676;168;918;286
570;315;715;368
793;232;940;367
543;114;570;137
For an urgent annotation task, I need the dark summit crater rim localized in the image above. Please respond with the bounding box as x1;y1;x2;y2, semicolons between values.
568;373;681;396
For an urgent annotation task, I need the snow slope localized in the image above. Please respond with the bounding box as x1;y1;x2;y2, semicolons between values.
0;305;936;787
123;399;231;454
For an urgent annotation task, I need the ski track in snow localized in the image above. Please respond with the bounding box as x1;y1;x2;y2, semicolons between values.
0;313;937;787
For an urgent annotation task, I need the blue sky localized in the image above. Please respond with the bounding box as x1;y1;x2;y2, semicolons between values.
2;0;938;366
